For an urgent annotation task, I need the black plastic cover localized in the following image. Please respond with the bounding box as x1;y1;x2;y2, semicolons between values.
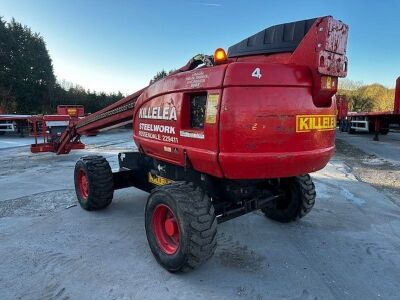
228;18;317;58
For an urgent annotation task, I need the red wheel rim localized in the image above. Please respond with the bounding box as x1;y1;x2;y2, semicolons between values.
78;170;89;200
152;204;180;255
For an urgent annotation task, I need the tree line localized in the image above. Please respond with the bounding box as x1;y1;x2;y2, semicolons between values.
2;17;397;115
338;79;396;112
0;17;123;114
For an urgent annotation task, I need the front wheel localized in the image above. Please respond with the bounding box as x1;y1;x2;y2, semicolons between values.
74;155;114;210
145;182;217;272
262;174;316;223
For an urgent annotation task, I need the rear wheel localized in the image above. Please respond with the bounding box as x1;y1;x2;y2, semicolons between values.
74;155;114;210
145;182;217;272
262;174;316;223
380;128;389;135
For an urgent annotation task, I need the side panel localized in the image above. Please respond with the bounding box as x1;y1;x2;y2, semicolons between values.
223;62;312;87
140;65;227;100
219;86;336;179
134;67;226;178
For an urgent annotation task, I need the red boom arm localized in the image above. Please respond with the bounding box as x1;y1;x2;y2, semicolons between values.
56;88;146;154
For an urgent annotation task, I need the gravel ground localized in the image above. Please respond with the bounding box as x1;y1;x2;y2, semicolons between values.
1;129;400;299
335;138;400;207
336;130;400;208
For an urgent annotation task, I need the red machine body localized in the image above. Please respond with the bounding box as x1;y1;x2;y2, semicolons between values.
53;16;350;178
133;16;348;179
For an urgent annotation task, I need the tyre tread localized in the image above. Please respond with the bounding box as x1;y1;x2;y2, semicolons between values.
74;155;113;210
150;182;217;272
262;174;316;222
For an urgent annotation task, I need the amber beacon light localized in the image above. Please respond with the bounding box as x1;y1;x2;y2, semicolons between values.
214;48;228;64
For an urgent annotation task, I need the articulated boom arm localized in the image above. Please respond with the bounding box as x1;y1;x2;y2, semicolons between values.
56;88;146;155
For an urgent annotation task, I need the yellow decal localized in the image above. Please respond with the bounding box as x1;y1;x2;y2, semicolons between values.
296;115;336;132
206;94;219;124
326;76;332;89
148;173;173;186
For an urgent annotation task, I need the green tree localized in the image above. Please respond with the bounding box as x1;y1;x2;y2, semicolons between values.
0;18;56;113
52;80;124;114
358;84;394;112
150;70;167;84
1;17;124;115
0;17;16;112
150;69;176;84
338;79;395;112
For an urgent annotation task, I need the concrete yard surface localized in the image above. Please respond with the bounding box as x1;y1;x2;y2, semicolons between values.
336;130;400;166
0;135;36;150
1;129;400;299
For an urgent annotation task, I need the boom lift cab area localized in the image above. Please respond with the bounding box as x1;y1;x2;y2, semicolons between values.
71;16;348;272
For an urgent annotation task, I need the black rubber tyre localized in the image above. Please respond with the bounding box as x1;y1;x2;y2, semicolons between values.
344;121;350;132
145;182;217;272
339;120;345;132
74;155;114;210
379;129;389;135
262;174;316;223
347;125;355;134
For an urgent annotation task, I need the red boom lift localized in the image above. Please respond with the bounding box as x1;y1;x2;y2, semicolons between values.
338;77;400;140
40;16;349;271
29;105;85;153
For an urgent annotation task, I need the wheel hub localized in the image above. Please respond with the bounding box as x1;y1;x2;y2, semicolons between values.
152;204;180;255
164;218;177;236
78;170;89;200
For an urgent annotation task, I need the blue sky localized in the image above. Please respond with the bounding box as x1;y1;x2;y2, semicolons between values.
1;0;400;94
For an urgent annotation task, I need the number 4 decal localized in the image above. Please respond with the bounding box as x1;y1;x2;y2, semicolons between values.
252;67;262;79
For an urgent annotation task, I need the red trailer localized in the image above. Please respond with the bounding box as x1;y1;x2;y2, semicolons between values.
0;105;85;141
336;95;349;120
0;114;31;136
338;77;400;140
